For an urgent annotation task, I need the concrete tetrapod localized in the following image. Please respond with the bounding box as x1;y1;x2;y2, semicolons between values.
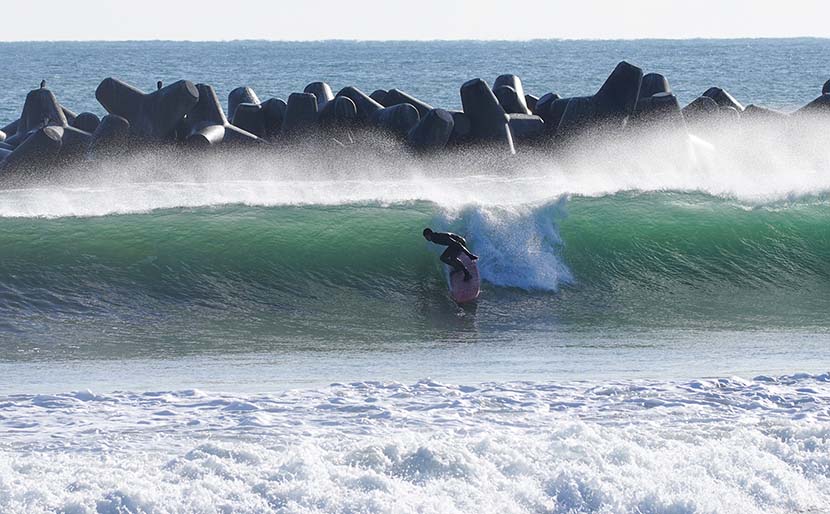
318;96;358;146
448;111;472;146
640;73;671;99
0;119;20;146
702;87;744;112
72;112;100;133
533;92;561;127
185;84;260;146
61;106;78;127
96;78;200;140
382;89;433;118
494;74;530;114
370;90;388;105
494;86;529;115
56;126;93;160
17;86;68;135
336;87;383;123
261;98;287;139
88;114;131;158
630;92;685;130
1;119;19;138
4;85;96;168
507;114;545;142
593;61;643;124
319;96;358;129
372;103;420;138
525;95;539;114
333;96;358;123
742;105;788;122
228;87;260;121
535;92;561;115
304;82;334;112
407;108;454;153
0;126;63;175
547;61;643;139
719;106;741;123
681;96;720;125
281;92;319;139
231;103;266;138
630;92;690;162
459;78;514;153
555;96;596;138
544;98;570;136
6;59;818;166
796;94;830;115
4;129;45;150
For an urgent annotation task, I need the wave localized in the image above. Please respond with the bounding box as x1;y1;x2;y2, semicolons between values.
0;190;828;339
2;120;830;336
563;190;830;288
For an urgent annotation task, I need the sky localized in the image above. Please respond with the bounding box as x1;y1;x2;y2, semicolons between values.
2;0;829;41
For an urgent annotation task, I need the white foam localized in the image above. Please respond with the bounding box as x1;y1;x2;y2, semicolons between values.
0;374;828;513
437;199;573;291
0;117;829;219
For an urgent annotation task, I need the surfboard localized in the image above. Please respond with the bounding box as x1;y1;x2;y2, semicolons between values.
449;254;480;304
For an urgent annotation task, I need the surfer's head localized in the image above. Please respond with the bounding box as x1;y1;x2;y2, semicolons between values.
422;228;433;241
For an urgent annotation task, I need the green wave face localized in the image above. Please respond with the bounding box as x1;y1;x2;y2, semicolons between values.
558;192;830;327
0;192;828;353
0;203;451;349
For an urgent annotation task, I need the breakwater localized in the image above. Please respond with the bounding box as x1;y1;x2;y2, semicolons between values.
1;59;828;183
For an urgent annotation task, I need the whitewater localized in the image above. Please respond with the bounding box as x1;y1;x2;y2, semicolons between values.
1;375;829;513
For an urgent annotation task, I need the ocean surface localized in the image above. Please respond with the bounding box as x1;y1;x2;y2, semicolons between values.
0;39;829;513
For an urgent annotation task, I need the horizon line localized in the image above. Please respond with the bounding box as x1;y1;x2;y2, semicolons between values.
1;36;829;44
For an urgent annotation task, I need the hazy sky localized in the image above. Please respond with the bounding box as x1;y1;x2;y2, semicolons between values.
2;0;829;41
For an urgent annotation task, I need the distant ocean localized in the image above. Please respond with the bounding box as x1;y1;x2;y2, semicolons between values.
0;40;828;513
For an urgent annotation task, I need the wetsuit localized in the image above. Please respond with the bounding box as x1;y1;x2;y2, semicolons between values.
429;232;477;279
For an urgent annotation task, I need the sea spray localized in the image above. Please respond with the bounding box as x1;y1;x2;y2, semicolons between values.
435;198;573;291
1;111;830;217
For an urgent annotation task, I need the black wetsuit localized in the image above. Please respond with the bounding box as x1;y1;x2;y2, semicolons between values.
429;232;476;278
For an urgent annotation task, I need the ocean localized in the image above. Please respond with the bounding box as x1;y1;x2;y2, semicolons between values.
0;39;828;513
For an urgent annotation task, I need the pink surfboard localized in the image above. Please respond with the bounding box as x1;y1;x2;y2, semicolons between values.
449;254;481;304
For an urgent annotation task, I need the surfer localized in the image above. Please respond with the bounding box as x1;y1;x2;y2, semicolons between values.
422;228;478;281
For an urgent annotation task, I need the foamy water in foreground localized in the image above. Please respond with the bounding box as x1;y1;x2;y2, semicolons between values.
1;374;828;513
